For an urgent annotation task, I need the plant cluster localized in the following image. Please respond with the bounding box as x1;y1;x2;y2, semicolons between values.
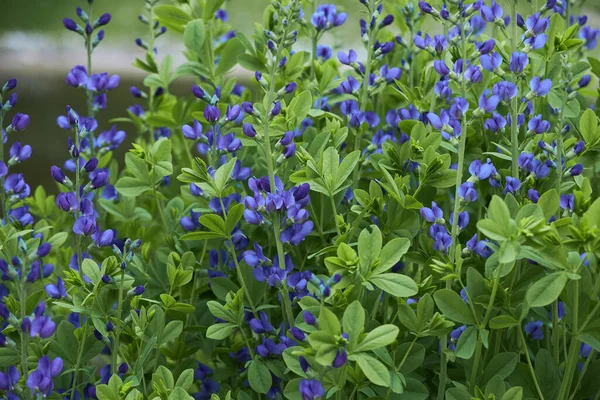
2;0;600;399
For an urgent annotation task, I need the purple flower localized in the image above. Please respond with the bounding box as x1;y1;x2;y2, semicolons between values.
26;356;63;395
9;113;30;131
434;60;450;76
332;350;347;368
524;321;544;340
0;366;20;391
509;52;529;73
337;49;357;65
492;81;518;102
299;379;325;400
469;159;496;180
204;105;221;122
528;189;540;203
418;1;433;14
30;316;56;338
529;76;552;96
480;52;502;71
65;65;88;87
458;182;478;202
504;176;521;194
303;311;317;325
95;13;111;27
316;45;332;60
63;18;79;31
524;34;547;50
45;277;67;299
560;194;575;211
484;112;507;132
580;26;600;50
526;13;549;34
450;211;470;230
528;114;551;134
478;92;500;113
182;120;204;140
481;1;503;22
420;201;443;222
450;325;467;341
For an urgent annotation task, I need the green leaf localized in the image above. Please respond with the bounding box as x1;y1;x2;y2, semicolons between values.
248;360;272;394
489;315;520;329
355;325;399;352
358;225;382;273
216;38;245;76
115;177;151;197
82;259;101;285
0;348;20;367
488;195;511;226
446;388;472;400
287;90;313;123
580;109;598;144
501;387;523;400
455;326;477;359
154;5;192;34
169;387;193;400
525;272;568;307
183;19;205;54
343;301;364;349
206;323;236;340
538;189;560;221
159;321;183;344
199;214;228;237
434;289;477;325
318;308;340;335
369;273;418;297
352;353;390;387
371;238;411;276
47;232;68;248
482;353;519;385
175;369;194;391
225;203;244;234
333;151;360;192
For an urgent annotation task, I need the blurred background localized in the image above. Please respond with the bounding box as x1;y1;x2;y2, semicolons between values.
0;0;599;189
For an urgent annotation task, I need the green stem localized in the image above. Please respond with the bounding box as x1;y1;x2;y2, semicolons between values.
558;279;580;399
229;244;258;315
552;300;561;363
70;329;88;400
153;185;168;231
329;193;341;236
518;328;546;400
112;269;126;374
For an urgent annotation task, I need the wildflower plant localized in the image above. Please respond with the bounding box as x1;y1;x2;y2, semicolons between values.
2;0;600;399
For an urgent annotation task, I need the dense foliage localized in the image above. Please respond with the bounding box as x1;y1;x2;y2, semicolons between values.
2;0;600;399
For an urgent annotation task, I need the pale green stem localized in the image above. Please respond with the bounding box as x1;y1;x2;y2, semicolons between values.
518;328;546;400
112;269;126;374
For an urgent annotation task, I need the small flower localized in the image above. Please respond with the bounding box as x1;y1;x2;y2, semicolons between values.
204;105;221;123
524;321;544;340
299;379;325;400
504;176;521;194
420;202;443;222
560;194;575;211
529;76;552;97
9;113;30;131
509;52;529;73
458;182;478;202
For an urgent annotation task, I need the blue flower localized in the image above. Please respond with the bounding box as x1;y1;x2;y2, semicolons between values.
299;379;325;400
524;321;544;340
420;201;443;223
492;81;518;102
529;76;552;97
580;26;600;50
560;194;575;211
458;182;478;202
509;52;528;73
481;1;503;22
504;176;521;194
